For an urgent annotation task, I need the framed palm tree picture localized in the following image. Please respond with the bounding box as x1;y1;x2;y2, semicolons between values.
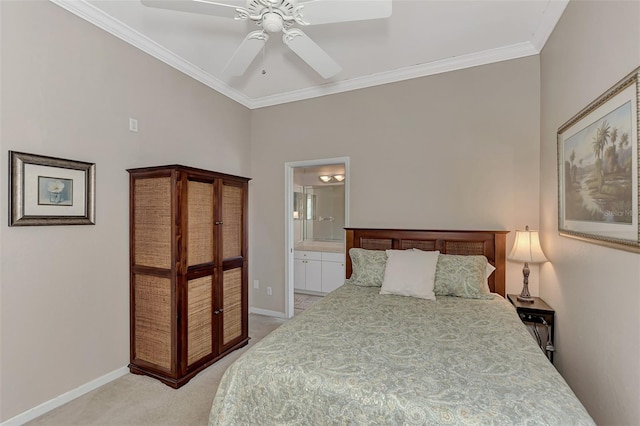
558;66;640;253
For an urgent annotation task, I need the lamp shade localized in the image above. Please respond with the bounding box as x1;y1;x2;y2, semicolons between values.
508;227;548;264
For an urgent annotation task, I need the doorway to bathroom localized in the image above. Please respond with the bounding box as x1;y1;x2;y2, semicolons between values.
284;157;350;318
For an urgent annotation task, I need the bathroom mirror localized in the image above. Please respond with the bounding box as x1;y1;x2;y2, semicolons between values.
302;185;344;242
293;192;316;220
293;164;346;243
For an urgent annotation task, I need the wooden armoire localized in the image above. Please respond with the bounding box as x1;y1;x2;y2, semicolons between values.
127;165;250;388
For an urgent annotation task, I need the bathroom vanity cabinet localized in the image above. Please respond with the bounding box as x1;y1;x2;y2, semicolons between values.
294;250;345;294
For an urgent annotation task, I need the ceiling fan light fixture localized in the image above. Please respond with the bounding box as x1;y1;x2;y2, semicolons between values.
262;12;284;33
140;0;392;79
333;174;344;182
319;175;332;183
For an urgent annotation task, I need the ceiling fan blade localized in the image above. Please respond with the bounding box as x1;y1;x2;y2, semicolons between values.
283;29;341;79
140;0;244;19
296;0;392;25
223;31;268;76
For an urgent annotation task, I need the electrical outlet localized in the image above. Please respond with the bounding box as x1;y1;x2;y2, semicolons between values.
253;280;259;289
267;286;272;296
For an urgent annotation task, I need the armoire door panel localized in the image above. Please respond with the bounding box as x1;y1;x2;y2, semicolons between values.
222;267;243;346
187;180;215;267
133;274;174;372
187;275;213;366
222;183;243;260
133;177;172;269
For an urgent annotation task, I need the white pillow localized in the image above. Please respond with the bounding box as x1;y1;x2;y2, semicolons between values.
380;249;440;300
484;263;496;293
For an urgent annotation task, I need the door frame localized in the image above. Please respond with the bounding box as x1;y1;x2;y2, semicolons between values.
284;157;350;318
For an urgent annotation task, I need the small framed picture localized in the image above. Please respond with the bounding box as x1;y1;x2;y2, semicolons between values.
557;67;639;252
38;176;74;206
9;151;96;226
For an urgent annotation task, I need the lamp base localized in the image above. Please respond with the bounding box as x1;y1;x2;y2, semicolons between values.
518;262;534;302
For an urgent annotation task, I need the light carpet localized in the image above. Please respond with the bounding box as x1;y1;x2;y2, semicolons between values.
27;314;287;426
293;293;323;314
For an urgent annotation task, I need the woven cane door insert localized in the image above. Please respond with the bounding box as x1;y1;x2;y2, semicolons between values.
134;275;172;371
444;241;484;255
187;276;213;365
361;238;392;250
134;178;172;269
401;240;437;251
187;180;214;267
222;184;243;259
222;268;242;345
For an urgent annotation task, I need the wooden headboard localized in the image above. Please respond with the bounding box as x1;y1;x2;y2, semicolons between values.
345;228;509;297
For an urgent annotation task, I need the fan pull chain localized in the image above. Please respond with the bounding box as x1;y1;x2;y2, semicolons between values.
261;43;267;75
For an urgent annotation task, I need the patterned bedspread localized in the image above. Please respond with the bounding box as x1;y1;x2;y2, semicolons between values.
209;284;594;425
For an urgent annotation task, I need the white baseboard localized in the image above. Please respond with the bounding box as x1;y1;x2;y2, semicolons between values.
249;307;286;318
1;366;129;426
3;310;284;425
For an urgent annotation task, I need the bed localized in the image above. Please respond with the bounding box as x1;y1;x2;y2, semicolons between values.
209;228;594;425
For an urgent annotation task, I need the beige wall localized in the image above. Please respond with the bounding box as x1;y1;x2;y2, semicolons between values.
0;1;251;421
539;1;640;424
7;0;638;423
250;56;542;313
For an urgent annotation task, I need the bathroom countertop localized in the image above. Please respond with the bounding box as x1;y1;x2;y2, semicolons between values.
294;241;345;253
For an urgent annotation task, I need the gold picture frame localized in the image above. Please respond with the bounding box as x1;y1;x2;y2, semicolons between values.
557;67;639;252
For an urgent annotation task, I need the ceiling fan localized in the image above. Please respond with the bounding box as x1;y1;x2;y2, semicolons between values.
140;0;392;79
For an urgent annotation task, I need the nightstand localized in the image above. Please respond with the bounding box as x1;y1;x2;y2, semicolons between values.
507;294;555;363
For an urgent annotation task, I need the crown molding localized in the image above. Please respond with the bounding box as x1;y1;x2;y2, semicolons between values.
49;0;564;110
530;0;569;51
251;41;539;108
49;0;254;108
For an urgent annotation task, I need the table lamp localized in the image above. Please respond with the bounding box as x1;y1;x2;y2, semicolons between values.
508;225;548;302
